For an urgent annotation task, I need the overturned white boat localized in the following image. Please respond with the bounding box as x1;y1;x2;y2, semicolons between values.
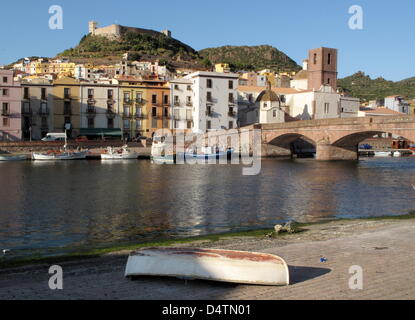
125;247;289;286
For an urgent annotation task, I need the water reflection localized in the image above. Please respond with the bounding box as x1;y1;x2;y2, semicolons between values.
0;158;414;257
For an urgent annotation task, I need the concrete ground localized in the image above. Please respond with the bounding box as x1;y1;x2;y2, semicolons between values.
1;219;414;300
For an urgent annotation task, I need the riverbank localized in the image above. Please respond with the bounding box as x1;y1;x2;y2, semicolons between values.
1;213;415;299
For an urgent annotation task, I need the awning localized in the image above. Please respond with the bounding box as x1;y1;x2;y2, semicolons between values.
79;128;123;137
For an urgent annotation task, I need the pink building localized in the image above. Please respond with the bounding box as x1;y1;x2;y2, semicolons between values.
0;70;22;141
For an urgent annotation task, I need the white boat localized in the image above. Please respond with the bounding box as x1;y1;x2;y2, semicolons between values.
392;151;402;157
0;154;27;161
374;151;391;157
125;247;289;286
151;135;174;164
101;145;139;160
32;150;87;160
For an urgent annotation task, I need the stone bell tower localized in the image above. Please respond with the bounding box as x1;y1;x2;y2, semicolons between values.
307;47;338;90
89;21;98;35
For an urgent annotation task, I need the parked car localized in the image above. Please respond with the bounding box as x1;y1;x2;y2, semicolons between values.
41;133;66;142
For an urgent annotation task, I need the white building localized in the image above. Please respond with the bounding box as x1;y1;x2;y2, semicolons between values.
170;71;239;133
384;95;410;114
238;85;359;126
79;84;122;135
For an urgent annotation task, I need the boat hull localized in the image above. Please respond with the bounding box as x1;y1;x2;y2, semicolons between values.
0;154;27;161
32;152;87;160
101;152;139;160
374;151;391;157
125;248;289;286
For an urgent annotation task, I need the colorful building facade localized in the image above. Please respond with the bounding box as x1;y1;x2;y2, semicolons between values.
0;70;22;141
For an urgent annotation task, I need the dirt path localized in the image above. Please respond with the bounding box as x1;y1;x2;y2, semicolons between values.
1;219;414;300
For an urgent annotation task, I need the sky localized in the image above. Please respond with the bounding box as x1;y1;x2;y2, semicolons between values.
0;0;414;81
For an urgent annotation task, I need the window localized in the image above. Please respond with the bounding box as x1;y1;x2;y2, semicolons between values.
124;92;130;101
280;95;286;103
187;85;192;91
152;94;157;104
2;102;9;115
41;88;47;100
229;121;234;129
64;102;71;115
2;77;7;83
64;88;70;99
23;102;30;113
324;103;330;114
229;93;234;103
24;87;29;99
328;53;332;65
164;95;169;105
108;89;114;99
174;96;179;105
164;108;168;117
186;96;192;105
136;92;142;102
124;120;130;129
152;118;157;128
313;53;317;64
40;103;48;114
174;84;179;90
152;107;157;116
273;109;277;117
207;92;212;102
248;94;253;103
108;118;114;129
206;120;211;130
228;80;234;89
327;78;331;85
207;79;212;88
2;89;8;96
88;89;94;99
2;118;9;127
136;119;142;129
123;106;130;116
187;121;192;129
87;117;94;129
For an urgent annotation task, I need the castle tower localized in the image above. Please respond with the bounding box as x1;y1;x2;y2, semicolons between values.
307;47;337;90
161;29;172;37
89;21;97;35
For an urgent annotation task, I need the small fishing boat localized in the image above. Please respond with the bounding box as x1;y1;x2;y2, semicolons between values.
185;146;234;160
0;154;27;161
151;135;175;164
374;151;391;157
101;145;139;160
32;150;87;160
125;247;289;286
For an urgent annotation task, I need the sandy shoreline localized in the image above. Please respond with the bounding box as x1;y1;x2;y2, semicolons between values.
1;217;415;300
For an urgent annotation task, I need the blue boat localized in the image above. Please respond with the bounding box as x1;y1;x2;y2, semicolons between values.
184;146;234;160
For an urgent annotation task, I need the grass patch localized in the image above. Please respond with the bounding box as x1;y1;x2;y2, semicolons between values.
1;212;413;270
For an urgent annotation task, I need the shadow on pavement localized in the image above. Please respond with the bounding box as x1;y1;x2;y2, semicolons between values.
288;265;331;285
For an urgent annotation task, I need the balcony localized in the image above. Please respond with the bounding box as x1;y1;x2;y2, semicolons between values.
206;97;214;105
87;97;96;104
22;107;33;116
39;108;50;116
135;98;145;105
86;107;96;117
123;112;132;119
124;98;132;104
186;101;193;107
1;109;10;117
174;114;193;121
174;101;181;106
134;112;147;119
106;110;116;119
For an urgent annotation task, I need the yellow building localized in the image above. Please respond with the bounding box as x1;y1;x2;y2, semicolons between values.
215;63;231;73
117;77;170;139
52;77;81;138
260;71;277;87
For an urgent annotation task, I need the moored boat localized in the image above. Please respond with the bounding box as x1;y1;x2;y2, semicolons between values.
125;247;289;286
32;150;87;160
151;135;175;164
0;154;27;161
101;145;139;160
184;146;234;160
374;151;391;157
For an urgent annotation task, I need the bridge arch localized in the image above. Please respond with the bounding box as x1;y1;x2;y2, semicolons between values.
332;130;415;147
267;133;317;157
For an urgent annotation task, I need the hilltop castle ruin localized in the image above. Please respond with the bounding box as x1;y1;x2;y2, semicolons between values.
88;21;172;40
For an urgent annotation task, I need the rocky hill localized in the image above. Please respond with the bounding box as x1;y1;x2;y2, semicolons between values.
198;45;301;72
58;30;204;68
338;72;415;102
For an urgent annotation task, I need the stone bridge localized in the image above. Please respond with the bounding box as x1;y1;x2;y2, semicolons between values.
257;116;415;160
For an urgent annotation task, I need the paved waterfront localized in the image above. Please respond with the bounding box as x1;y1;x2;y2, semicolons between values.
1;219;414;300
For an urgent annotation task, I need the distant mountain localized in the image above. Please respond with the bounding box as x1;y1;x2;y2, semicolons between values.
199;45;301;72
338;72;415;102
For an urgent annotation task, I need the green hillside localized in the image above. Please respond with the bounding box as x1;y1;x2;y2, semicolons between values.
338;72;415;102
199;45;301;72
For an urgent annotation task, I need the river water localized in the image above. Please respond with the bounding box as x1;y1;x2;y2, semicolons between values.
0;158;414;258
